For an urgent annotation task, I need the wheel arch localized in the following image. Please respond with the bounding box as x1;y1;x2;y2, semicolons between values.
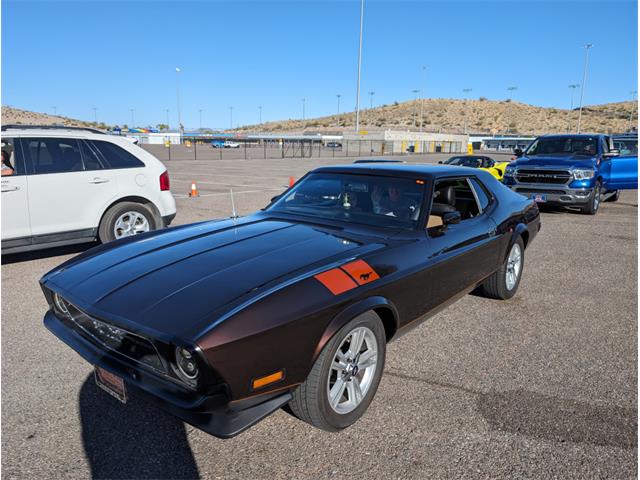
502;223;529;262
311;296;399;365
97;195;162;229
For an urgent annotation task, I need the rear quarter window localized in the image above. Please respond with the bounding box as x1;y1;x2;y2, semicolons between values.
91;140;145;169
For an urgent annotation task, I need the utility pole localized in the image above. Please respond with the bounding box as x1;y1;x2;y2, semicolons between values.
567;84;580;132
175;67;183;134
506;86;518;133
355;0;364;132
258;105;262;125
302;98;306;122
336;94;341;115
420;65;427;132
130;108;135;127
462;88;472;134
576;43;593;133
92;107;97;123
628;90;637;131
412;89;420;128
166;109;170;129
198;109;203;130
229;107;233;130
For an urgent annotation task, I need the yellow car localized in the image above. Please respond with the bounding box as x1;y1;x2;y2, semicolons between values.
439;155;511;180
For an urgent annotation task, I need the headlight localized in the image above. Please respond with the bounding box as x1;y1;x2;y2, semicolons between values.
504;165;517;177
175;347;199;380
53;292;71;317
573;168;595;180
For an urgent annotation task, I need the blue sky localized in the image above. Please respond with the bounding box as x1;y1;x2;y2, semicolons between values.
2;0;637;129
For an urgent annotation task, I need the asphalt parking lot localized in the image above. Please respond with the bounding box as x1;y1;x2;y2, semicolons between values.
2;151;637;479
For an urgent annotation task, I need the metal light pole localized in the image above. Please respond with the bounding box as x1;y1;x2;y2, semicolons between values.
302;98;306;122
412;89;420;128
462;88;472;134
576;43;593;133
258;105;262;125
92;107;97;123
336;94;341;115
628;90;637;131
420;65;427;132
567;84;580;132
166;109;170;129
369;91;375;109
130;109;135;127
229;107;233;129
52;106;57;116
355;0;364;132
175;67;182;132
198;109;203;130
506;86;518;133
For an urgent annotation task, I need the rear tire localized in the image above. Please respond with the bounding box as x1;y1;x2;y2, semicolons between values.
579;181;601;215
98;202;157;243
288;311;386;432
481;237;525;300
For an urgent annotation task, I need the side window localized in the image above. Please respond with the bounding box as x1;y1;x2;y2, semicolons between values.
428;177;481;232
469;178;491;212
1;138;20;176
23;138;83;175
91;140;144;169
80;140;105;171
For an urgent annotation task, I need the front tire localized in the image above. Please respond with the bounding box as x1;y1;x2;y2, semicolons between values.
98;202;157;243
579;181;601;214
604;190;620;202
289;311;386;432
481;237;525;300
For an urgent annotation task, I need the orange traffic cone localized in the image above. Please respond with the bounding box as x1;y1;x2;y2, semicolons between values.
189;181;199;197
289;176;295;188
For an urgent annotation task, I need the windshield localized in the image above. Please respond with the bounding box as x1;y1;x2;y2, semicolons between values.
445;156;482;167
525;136;598;157
613;138;638;156
267;173;426;229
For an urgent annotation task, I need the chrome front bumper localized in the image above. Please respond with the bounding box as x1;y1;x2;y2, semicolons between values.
508;184;594;205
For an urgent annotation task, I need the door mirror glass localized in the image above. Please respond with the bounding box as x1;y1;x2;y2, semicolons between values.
513;148;523;157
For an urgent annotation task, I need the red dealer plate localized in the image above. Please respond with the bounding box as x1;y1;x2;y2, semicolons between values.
94;366;127;404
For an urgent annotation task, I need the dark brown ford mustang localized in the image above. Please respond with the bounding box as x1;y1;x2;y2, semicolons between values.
41;163;540;438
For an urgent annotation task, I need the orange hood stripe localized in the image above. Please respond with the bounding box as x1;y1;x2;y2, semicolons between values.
340;260;380;285
314;268;358;295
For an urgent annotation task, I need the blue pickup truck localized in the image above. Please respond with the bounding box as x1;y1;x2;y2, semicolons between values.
502;134;638;214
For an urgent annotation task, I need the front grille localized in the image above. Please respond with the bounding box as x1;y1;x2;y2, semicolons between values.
64;303;166;373
515;169;572;184
515;188;566;195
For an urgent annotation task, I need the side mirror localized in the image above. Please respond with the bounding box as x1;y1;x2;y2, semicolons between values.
438;160;443;164
514;148;523;157
270;194;282;203
442;211;462;226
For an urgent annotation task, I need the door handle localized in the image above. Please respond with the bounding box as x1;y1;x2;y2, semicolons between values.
89;177;110;184
1;185;20;192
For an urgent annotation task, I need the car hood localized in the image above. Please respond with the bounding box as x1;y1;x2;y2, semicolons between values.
516;155;597;169
42;216;381;341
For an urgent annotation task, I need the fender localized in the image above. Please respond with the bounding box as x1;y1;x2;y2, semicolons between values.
312;296;399;363
502;222;528;262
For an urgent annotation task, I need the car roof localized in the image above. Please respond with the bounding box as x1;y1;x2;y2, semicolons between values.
537;133;603;139
312;162;480;179
1;125;108;139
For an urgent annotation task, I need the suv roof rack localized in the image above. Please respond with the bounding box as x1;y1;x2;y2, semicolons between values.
0;124;106;134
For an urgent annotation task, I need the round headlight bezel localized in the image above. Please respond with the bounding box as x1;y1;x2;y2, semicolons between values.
174;346;199;381
53;292;71;317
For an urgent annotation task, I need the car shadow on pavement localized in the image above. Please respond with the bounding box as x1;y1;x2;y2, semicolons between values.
78;376;200;479
1;242;98;265
476;389;638;449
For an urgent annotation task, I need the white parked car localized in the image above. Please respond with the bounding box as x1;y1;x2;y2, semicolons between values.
1;125;177;254
224;141;241;148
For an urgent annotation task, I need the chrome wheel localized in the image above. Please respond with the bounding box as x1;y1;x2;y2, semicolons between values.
327;326;378;414
113;211;150;238
593;186;601;211
505;243;522;291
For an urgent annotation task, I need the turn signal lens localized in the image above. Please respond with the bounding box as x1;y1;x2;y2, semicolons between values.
53;292;70;318
252;370;284;390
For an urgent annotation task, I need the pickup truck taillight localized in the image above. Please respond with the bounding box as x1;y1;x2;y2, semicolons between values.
159;170;170;191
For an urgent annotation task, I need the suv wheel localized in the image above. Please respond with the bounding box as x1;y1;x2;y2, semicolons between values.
99;202;157;243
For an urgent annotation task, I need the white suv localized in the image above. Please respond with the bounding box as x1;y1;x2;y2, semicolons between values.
1;125;177;254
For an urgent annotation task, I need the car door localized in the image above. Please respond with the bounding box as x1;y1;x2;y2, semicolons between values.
424;176;500;310
21;137;117;238
608;138;638;190
1;138;32;245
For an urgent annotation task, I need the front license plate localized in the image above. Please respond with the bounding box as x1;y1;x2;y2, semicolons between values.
531;193;547;203
94;366;127;404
